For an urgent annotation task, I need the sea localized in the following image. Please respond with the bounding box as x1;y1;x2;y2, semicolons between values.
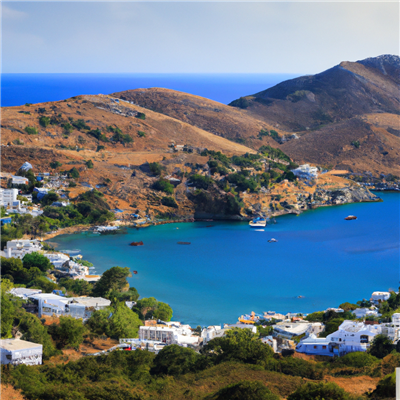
1;73;298;107
50;192;399;327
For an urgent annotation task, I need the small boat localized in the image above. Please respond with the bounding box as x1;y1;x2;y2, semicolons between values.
249;217;267;228
206;225;214;228
268;238;278;243
177;242;191;245
344;215;357;220
133;270;138;275
130;241;144;246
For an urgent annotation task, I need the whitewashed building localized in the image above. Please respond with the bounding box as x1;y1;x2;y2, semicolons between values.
370;291;391;305
201;325;226;344
11;176;29;186
0;188;20;209
296;320;381;357
353;308;381;319
0;339;42;366
8;288;43;300
3;239;43;259
292;164;318;180
273;321;323;339
139;322;200;346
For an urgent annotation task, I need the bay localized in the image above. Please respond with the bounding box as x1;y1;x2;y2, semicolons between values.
50;192;400;327
1;73;297;107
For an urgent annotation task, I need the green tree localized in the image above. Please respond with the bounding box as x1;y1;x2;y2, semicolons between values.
55;316;87;348
23;252;53;273
40;192;59;206
201;328;273;365
106;303;142;339
161;197;178;208
149;162;163;176
153;179;174;194
86;160;94;169
211;380;280;400
151;344;199;376
287;382;351;400
133;297;173;321
368;334;394;359
1;280;16;338
68;167;80;179
18;312;58;359
92;266;131;298
136;112;146;120
25;126;38;135
50;161;62;169
86;308;111;336
339;302;358;311
39;116;51;127
370;372;396;399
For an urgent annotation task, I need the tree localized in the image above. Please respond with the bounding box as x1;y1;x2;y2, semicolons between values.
149;162;163;176
40;192;59;206
25;126;38;135
136;112;146;120
23;252;53;273
133;297;173;321
201;328;273;365
161;197;178;208
370;372;396;399
18;312;58;359
287;382;351;400
211;380;280;400
153;179;174;194
54;316;86;348
368;334;394;359
151;344;199;376
1;280;16;338
106;303;142;339
339;302;358;311
92;266;131;298
68;167;80;179
86;160;94;169
86;309;111;336
39;116;51;127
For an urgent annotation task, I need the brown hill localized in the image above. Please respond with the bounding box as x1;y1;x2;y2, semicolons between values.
112;87;288;149
227;55;400;176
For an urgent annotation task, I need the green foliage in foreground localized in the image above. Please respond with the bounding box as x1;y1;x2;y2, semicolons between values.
133;297;173;321
209;380;280;400
287;381;352;400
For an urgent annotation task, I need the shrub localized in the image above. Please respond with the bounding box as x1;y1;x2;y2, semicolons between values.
39;116;50;127
71;119;90;131
50;161;62;169
153;179;174;194
287;382;351;400
69;181;77;187
161;197;178;208
24;126;38;135
136;112;146;120
13;139;24;145
370;372;396;399
351;140;360;148
149;162;163;176
96;145;105;152
333;352;379;368
188;174;213;190
61;122;74;134
211;380;280;400
137;131;146;137
86;160;94;169
368;334;394;359
229;97;249;109
87;128;108;142
68;167;80;179
51;316;86;349
22;252;53;273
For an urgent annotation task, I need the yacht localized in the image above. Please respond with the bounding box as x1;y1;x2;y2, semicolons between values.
249;217;267;228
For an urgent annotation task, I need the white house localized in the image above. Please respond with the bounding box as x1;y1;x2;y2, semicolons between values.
0;188;19;209
11;176;29;186
273;321;323;339
261;336;278;352
139;321;200;346
291;164;318;180
380;313;400;343
8;288;43;300
371;291;391;305
201;325;226;344
0;339;42;366
27;293;111;320
353;308;381;319
43;252;70;269
296;320;381;357
4;239;43;259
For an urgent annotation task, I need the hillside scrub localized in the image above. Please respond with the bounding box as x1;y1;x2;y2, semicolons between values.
161;196;178;208
24;126;38;135
153;179;174;194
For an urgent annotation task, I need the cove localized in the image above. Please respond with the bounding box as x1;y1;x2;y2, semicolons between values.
49;192;400;327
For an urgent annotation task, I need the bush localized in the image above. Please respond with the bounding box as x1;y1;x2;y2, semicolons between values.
368;334;394;359
287;382;351;400
151;344;199;376
133;297;173;321
68;167;80;179
39;116;50;127
370;372;396;399
153;179;174;194
136;112;146;120
24;126;38;135
351;140;360;148
92;266;131;298
51;316;86;349
137;131;146;137
188;174;213;190
149;162;163;176
23;252;53;273
161;197;178;208
229;97;249;109
50;161;62;169
210;380;280;400
69;181;77;187
87;128;108;142
86;160;94;169
71;119;90;131
333;352;379;368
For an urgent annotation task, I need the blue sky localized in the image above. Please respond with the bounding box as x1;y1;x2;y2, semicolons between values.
2;1;399;74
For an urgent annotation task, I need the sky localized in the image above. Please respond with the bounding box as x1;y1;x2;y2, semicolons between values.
2;1;399;74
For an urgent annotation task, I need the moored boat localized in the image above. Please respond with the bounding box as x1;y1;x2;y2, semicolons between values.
249;217;267;228
130;241;144;246
344;215;357;220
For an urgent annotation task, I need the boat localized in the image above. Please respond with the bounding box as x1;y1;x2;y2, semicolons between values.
130;241;143;246
249;217;267;228
133;270;138;274
268;238;278;243
177;242;191;245
344;215;357;220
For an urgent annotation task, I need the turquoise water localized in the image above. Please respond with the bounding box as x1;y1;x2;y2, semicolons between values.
50;192;399;327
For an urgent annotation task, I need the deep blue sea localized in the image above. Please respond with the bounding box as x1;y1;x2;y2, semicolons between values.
50;192;400;327
1;73;297;107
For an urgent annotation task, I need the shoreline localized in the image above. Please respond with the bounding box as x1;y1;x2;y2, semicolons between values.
41;195;385;242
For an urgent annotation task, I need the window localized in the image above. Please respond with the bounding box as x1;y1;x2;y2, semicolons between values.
322;346;327;349
313;346;317;349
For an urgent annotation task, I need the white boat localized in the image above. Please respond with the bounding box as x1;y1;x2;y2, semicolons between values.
249;217;267;228
268;238;278;243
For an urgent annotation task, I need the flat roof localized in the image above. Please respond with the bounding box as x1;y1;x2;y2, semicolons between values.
0;339;43;351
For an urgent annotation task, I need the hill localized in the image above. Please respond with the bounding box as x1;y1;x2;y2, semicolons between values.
229;55;400;176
